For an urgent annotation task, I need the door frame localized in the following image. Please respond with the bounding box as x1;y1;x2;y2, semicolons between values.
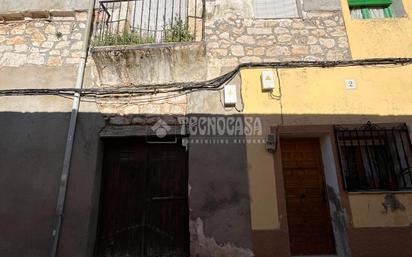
272;125;352;257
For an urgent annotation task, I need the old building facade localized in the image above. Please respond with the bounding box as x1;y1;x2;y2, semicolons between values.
1;0;412;257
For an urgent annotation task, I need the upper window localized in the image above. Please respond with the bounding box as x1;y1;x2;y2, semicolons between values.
349;0;405;19
254;0;300;19
335;123;412;192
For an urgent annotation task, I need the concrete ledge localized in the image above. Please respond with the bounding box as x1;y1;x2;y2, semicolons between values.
303;0;341;11
91;41;206;53
0;9;81;21
91;41;207;86
22;10;50;19
100;124;188;137
49;10;77;17
0;12;26;21
348;190;412;194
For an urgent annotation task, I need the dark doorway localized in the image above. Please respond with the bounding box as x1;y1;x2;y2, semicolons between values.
94;137;189;257
281;138;336;255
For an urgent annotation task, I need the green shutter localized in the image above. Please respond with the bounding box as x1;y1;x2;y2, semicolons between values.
383;6;394;17
348;0;392;7
361;8;370;18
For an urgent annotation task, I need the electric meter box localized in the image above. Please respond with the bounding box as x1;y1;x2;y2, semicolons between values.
261;70;275;91
224;84;237;106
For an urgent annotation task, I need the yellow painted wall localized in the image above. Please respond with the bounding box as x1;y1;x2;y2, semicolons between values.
241;65;412;229
245;140;280;230
242;66;412;117
349;193;412;227
341;0;412;58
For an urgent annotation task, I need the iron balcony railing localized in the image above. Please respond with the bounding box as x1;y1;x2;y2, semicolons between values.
93;0;205;46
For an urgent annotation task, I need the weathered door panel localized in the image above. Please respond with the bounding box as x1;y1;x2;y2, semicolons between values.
95;138;188;257
145;141;189;257
281;138;335;255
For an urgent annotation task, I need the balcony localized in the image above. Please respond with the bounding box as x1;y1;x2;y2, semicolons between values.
90;0;207;87
93;0;205;46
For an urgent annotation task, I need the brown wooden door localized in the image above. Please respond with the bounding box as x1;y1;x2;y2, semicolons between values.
95;137;189;257
281;138;335;255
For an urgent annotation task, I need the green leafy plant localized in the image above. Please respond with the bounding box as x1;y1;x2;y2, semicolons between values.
93;31;155;46
92;18;194;46
163;18;194;43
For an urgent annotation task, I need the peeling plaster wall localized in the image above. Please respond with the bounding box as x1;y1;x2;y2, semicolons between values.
190;218;254;257
188;130;252;250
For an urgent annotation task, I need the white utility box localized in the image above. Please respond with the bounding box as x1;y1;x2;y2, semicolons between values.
224;84;237;106
261;70;275;91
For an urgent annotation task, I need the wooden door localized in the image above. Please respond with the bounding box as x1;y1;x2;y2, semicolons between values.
95;137;189;257
281;138;335;255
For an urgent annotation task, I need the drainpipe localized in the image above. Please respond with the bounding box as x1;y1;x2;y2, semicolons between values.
49;0;96;256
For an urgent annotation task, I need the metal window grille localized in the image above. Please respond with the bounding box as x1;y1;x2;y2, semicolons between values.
93;0;205;46
334;122;412;191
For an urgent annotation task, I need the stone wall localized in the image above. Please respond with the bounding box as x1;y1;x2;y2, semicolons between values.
204;2;351;78
0;12;87;67
99;94;187;122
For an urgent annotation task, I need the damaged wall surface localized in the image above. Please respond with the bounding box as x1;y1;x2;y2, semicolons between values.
188;128;252;251
349;193;412;227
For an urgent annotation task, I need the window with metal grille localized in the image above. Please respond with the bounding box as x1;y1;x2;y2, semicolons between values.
254;0;300;19
335;122;412;191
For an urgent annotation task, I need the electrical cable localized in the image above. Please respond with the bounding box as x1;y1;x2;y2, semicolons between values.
275;68;284;125
234;74;244;113
1;58;412;98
